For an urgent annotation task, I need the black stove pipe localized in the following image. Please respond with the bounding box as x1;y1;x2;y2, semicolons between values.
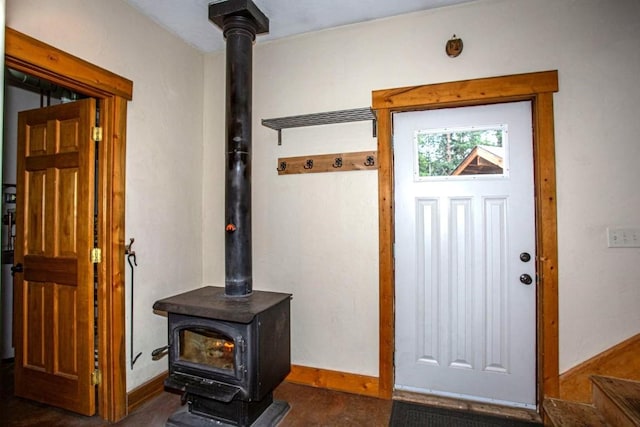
209;0;269;297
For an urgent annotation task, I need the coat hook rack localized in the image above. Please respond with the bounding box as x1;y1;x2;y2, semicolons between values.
276;151;378;175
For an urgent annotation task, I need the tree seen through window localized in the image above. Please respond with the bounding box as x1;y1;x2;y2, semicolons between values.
416;126;505;177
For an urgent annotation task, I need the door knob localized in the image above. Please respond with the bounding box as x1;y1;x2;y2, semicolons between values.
11;263;23;276
519;274;533;285
520;252;531;262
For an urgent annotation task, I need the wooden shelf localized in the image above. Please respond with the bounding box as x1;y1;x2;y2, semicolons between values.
262;107;376;145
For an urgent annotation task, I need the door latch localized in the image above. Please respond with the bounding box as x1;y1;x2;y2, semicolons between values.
11;263;23;276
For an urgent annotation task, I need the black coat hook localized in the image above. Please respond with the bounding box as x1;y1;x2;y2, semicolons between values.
276;161;287;172
332;157;343;168
304;159;314;169
364;156;375;166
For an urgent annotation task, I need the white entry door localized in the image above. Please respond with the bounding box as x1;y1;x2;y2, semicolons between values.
393;101;536;408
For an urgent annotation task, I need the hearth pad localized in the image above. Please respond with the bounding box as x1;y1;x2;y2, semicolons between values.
166;400;290;427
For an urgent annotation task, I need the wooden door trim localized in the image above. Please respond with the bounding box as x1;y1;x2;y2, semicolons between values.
5;27;131;422
372;70;560;406
4;27;133;100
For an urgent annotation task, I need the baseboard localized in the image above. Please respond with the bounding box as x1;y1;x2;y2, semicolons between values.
127;371;168;414
126;364;381;414
286;364;380;398
559;333;640;403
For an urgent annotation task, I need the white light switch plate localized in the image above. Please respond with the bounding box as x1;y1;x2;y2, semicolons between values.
607;228;640;248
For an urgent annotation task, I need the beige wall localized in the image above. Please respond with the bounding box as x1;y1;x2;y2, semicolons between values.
6;0;206;389
5;0;640;392
203;0;640;376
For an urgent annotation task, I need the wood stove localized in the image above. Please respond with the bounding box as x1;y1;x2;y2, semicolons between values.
153;287;291;426
153;1;292;426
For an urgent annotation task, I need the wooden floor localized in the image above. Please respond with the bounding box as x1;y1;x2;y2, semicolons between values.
545;375;640;426
0;361;392;426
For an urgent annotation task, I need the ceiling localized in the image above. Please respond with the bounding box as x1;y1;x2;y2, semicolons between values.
124;0;476;53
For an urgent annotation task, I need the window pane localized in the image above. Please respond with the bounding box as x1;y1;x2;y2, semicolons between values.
414;125;507;179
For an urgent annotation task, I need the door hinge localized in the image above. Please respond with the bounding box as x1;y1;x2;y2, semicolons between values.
92;126;103;142
91;369;102;386
91;248;102;264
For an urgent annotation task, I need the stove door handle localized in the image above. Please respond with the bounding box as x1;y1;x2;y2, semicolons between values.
151;345;169;359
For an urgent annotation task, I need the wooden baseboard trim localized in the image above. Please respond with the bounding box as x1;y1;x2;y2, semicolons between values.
286;365;380;398
559;333;640;403
127;371;168;414
126;364;382;414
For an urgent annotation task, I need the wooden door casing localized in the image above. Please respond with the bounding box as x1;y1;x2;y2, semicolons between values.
14;99;96;415
5;27;132;421
373;71;559;404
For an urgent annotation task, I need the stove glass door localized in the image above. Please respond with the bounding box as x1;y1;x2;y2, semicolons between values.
179;327;235;371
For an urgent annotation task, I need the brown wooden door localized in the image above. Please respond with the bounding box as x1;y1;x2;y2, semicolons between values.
13;99;97;416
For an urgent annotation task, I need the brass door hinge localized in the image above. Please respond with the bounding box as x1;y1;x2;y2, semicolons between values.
91;369;102;386
91;248;102;264
92;126;103;142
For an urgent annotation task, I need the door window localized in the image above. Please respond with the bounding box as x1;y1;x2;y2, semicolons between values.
413;125;507;180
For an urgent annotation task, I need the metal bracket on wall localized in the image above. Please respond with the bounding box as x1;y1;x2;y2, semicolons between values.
262;107;377;145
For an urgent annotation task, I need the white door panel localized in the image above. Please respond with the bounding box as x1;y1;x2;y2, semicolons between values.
394;102;536;407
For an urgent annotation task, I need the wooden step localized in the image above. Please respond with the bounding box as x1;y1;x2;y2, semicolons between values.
543;398;609;426
592;375;640;427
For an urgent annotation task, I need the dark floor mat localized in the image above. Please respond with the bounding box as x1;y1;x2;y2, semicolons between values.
389;401;541;427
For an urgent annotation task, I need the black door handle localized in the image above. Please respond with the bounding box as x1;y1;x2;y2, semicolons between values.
519;274;533;285
11;263;23;276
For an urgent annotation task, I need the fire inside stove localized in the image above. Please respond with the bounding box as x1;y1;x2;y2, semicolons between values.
180;329;235;370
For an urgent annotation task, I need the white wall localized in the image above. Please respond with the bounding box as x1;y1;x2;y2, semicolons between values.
6;0;206;390
204;0;640;376
201;52;226;285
